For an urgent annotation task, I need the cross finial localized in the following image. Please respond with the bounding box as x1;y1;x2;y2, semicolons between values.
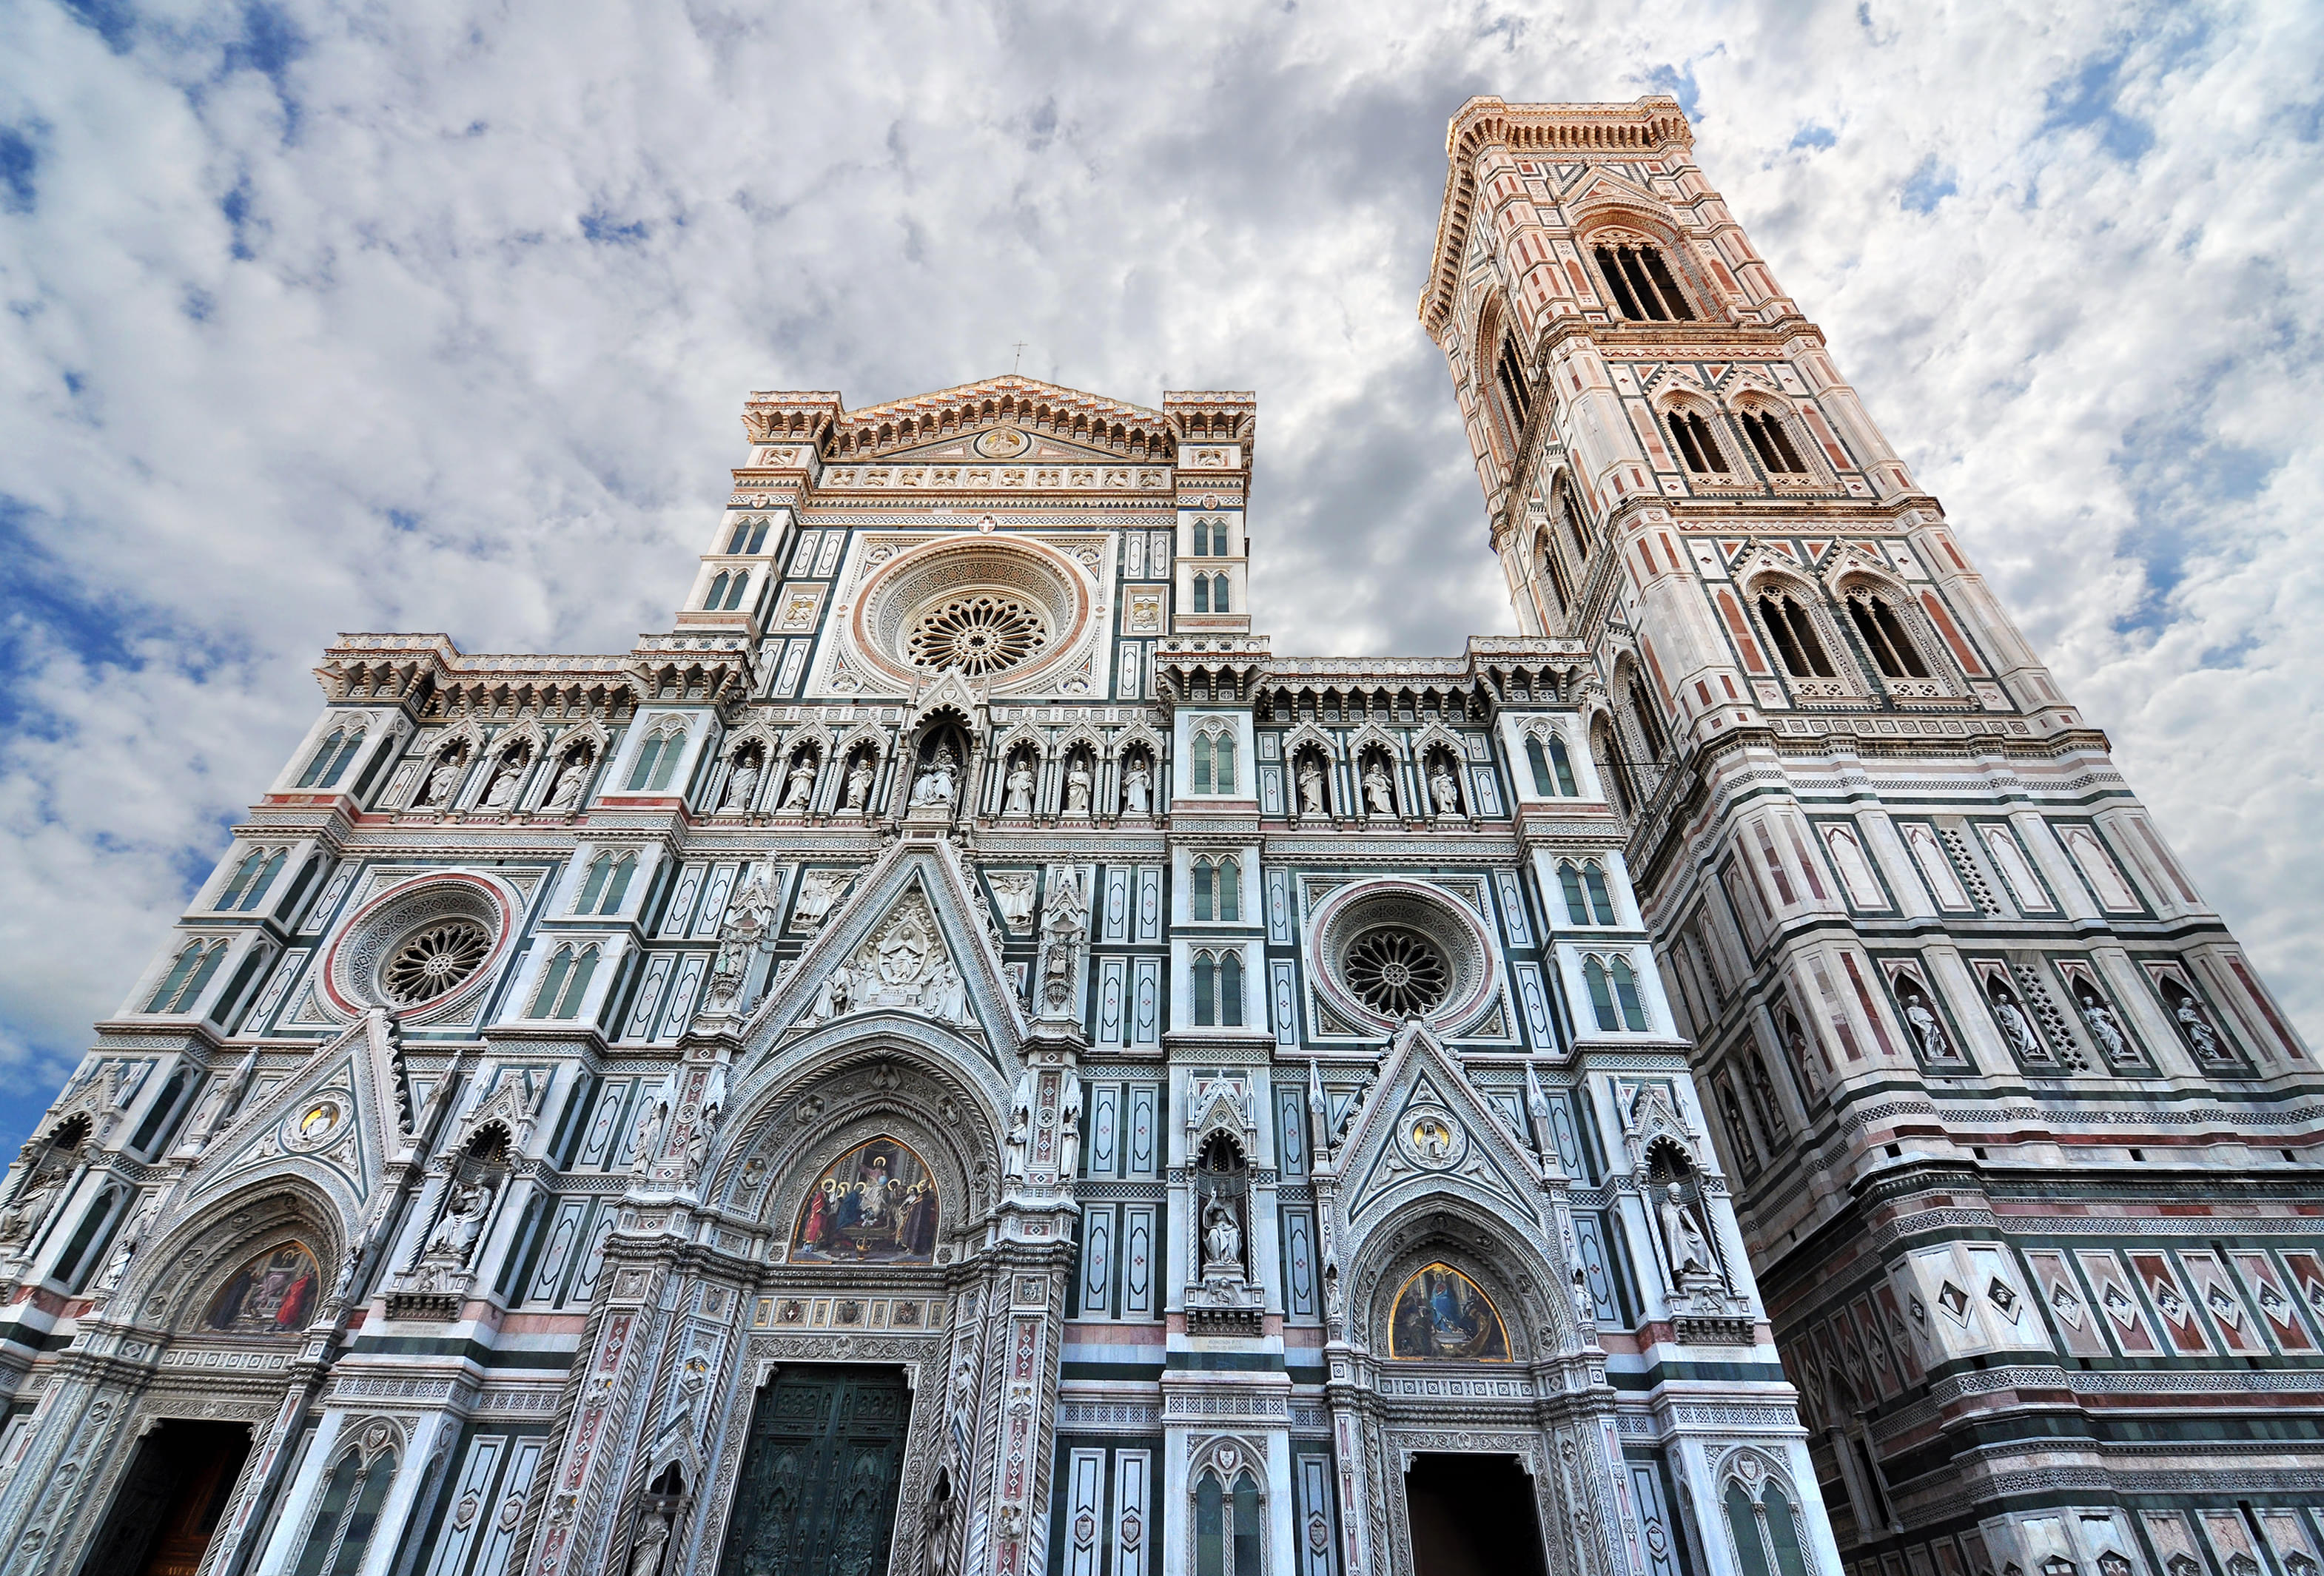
1011;341;1029;374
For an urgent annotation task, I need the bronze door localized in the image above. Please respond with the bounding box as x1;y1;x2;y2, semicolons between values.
717;1364;913;1576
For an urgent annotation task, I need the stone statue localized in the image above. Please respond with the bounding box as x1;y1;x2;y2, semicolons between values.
1063;760;1092;816
721;755;761;809
842;757;874;812
420;753;465;807
1296;758;1326;815
1036;869;1087;1016
924;959;970;1026
426;1179;494;1265
2176;998;2224;1060
1003;763;1035;817
1122;760;1152;816
1056;1072;1084;1180
96;1199;157;1292
1656;1182;1716;1279
793;872;849;931
911;746;960;809
544;755;589;812
483;758;524;809
2078;994;2132;1062
805;962;856;1025
988;872;1037;933
1361;761;1395;816
1427;761;1461;815
921;1484;958;1576
1002;1069;1034;1180
629;1097;669;1175
1993;995;2041;1057
0;1170;63;1247
1201;1189;1243;1275
626;1515;670;1576
1901;992;1951;1060
779;758;817;812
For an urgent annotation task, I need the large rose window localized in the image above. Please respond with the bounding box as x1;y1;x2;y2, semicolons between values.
906;593;1051;675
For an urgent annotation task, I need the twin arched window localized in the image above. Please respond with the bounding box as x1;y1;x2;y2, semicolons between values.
1845;593;1931;680
1194;1467;1263;1576
1723;1471;1813;1576
1189;730;1237;795
1668;409;1727;473
1190;949;1244;1028
1756;591;1837;681
1559;861;1619;926
575;852;637;915
218;849;286;912
1191;572;1231;613
702;570;750;612
1741;410;1809;474
1525;733;1579;796
294;1442;402;1576
147;940;229;1014
725;516;771;554
1582;954;1649;1033
530;944;602;1020
1493;330;1534;436
1191;855;1240;922
1192;518;1229;556
1594;242;1696;322
625;729;688;792
296;727;367;789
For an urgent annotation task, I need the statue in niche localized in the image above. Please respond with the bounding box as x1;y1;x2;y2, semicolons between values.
842;755;874;812
543;750;590;812
1002;1068;1034;1181
1296;757;1326;816
1202;1188;1243;1276
418;748;466;807
779;755;818;812
1427;758;1461;815
1656;1181;1717;1281
96;1197;158;1292
1122;758;1152;816
1361;759;1395;815
0;1169;64;1247
1036;869;1087;1014
1003;760;1035;816
629;1096;669;1175
426;1178;496;1266
721;751;761;809
1056;1071;1084;1179
792;872;850;931
1898;980;1953;1060
910;745;961;809
483;751;526;809
2075;984;2132;1063
2172;991;2226;1060
921;1476;958;1576
1991;986;2043;1059
1063;758;1092;816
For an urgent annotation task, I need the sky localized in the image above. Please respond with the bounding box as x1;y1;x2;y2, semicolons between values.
1;0;2320;1151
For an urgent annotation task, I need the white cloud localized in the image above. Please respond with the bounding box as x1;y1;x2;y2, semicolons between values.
1;0;2318;1143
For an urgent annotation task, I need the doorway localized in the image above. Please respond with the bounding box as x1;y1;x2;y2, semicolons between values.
1403;1452;1548;1576
76;1418;253;1576
716;1364;913;1576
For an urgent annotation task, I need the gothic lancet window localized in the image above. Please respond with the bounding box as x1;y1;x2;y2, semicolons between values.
1742;409;1809;474
725;516;770;554
1192;574;1208;613
575;852;637;915
1191;949;1244;1027
1534;528;1574;616
530;943;600;1020
1668;409;1727;473
1494;332;1534;437
1593;242;1696;322
1190;730;1237;795
147;940;228;1014
1559;861;1619;925
1583;954;1649;1032
1757;591;1837;680
218;849;286;912
625;730;687;792
1191;856;1240;922
1845;593;1931;680
298;727;367;789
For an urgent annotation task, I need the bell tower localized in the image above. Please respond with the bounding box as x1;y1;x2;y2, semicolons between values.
1425;95;2319;1576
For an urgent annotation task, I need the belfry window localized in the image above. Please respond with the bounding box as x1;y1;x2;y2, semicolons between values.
1742;410;1808;474
1668;410;1727;473
1593;243;1696;322
1847;594;1930;680
1494;334;1534;432
1757;592;1836;680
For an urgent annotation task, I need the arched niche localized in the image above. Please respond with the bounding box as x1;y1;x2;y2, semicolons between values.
708;1034;1005;1270
1348;1199;1575;1366
122;1179;345;1337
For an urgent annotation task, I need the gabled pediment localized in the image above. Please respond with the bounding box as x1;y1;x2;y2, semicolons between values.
187;1009;410;1214
876;431;1143;468
1337;1023;1544;1233
1560;165;1663;213
742;841;1024;1071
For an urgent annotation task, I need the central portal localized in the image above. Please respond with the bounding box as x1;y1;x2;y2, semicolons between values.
1403;1452;1548;1576
716;1364;913;1576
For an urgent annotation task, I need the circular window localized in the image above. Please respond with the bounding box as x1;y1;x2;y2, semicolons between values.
1309;880;1499;1032
1343;926;1451;1017
853;539;1089;687
381;919;492;1005
320;873;514;1021
906;593;1050;675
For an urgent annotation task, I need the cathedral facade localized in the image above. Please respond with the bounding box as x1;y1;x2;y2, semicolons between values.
0;94;2300;1576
